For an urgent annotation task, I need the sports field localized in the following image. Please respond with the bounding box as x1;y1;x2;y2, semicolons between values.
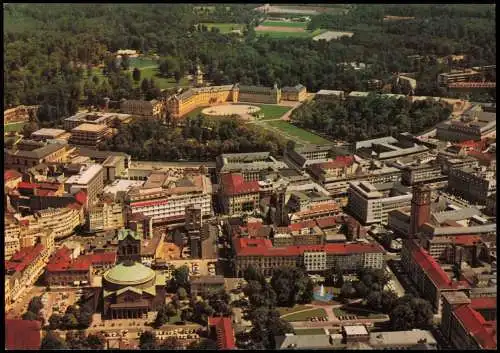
260;20;308;28
200;23;245;33
265;121;332;144
256;27;325;39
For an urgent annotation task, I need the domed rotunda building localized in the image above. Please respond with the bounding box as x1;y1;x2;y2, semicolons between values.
102;260;166;319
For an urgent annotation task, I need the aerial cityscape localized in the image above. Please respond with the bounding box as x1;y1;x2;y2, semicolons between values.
3;3;497;350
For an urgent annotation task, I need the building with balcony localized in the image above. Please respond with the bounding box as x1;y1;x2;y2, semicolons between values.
127;173;212;225
69;123;112;148
87;199;125;232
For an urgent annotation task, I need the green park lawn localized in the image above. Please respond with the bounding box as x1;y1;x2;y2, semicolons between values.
134;66;191;90
277;305;312;316
261;21;308;28
282;308;327;322
266;120;331;144
200;23;245;33
333;306;386;319
4;121;27;133
128;56;158;69
255;104;291;120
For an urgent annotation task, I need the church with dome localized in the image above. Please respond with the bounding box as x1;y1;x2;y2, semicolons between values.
102;260;166;319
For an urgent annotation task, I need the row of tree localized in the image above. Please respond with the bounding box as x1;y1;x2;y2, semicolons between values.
290;96;452;141
101;116;285;162
41;331;105;350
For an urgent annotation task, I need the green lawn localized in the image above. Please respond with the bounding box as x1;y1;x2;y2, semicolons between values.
200;23;245;33
294;328;326;335
129;56;158;69
255;104;291;120
134;67;191;90
333;306;386;319
4;121;27;132
185;106;208;119
277;305;312;316
282;308;327;322
261;21;308;28
265;121;331;144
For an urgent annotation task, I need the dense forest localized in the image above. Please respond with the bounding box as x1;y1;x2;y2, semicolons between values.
100;116;285;161
290;96;453;142
4;4;496;114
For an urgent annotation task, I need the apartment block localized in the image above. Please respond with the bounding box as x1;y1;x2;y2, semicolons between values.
65;164;105;204
448;166;496;204
69;123;112;148
347;181;412;225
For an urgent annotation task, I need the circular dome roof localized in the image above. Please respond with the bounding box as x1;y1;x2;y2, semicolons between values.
103;261;155;286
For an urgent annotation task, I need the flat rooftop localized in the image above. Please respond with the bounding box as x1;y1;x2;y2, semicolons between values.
65;164;103;185
31;128;66;137
72;123;108;133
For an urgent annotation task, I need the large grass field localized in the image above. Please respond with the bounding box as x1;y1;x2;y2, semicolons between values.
283;308;328;322
256;28;325;39
136;67;191;90
4;121;27;133
200;23;245;33
266;121;331;144
255;104;291;120
261;20;308;28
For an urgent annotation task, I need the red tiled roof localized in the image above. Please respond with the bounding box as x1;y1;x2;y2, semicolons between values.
318;155;355;170
221;173;259;196
5;244;45;273
5;319;41;350
79;251;117;265
454;305;497;349
233;237;384;257
4;170;22;181
208;317;236;350
18;182;39;190
74;190;87;205
447;235;483;246
67;202;83;210
316;216;337;229
407;240;453;289
294;202;339;216
289;220;317;232
468;151;496;164
471;297;497;310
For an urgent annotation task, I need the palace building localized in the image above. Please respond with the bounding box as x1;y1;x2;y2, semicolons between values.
166;82;304;119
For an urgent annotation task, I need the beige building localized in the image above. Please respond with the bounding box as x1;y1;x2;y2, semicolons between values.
4;143;68;172
16;205;85;240
401;163;446;185
437;69;482;87
70;123;112;148
120;99;163;118
127;173;213;225
30;128;68;141
347;181;412;225
281;84;307;101
315;90;345;101
65;164;105;204
88;199;125;232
